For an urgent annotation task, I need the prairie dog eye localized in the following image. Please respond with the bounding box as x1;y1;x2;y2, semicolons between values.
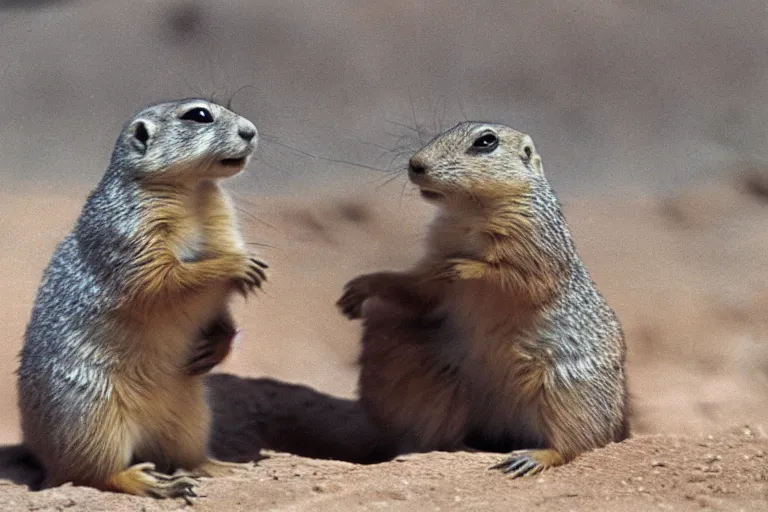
471;132;498;153
180;107;214;123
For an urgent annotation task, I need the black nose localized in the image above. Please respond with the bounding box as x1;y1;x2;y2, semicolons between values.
238;126;256;142
409;158;426;174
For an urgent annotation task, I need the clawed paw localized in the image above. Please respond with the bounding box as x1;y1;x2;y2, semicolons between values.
185;316;237;376
145;479;198;502
236;256;269;296
129;462;199;501
490;449;565;479
337;274;377;319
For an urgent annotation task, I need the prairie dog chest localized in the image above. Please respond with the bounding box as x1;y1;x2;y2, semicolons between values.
174;218;204;263
439;280;544;389
426;217;488;261
136;183;240;345
440;279;529;349
438;281;547;440
163;182;240;262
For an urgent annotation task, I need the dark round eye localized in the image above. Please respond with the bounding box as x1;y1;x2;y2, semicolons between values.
471;132;498;153
180;107;214;123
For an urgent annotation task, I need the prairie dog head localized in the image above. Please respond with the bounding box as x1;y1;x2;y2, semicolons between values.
111;98;258;182
408;122;543;208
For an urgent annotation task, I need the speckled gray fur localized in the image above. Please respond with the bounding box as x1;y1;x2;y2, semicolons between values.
17;99;257;483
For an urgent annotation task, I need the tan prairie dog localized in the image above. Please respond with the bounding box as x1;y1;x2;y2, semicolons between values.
17;99;268;498
338;122;628;477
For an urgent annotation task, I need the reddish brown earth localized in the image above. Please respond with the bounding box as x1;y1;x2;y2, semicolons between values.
0;172;766;511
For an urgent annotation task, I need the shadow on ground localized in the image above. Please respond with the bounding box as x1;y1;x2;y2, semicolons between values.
208;374;397;464
0;373;397;489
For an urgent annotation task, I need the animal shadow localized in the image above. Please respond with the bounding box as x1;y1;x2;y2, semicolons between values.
0;444;44;488
208;373;397;464
0;374;397;489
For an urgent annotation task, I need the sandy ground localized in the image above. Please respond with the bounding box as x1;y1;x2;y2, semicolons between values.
0;170;767;510
1;429;767;511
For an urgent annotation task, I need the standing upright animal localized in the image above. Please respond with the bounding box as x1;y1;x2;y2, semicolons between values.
338;122;628;477
18;99;268;498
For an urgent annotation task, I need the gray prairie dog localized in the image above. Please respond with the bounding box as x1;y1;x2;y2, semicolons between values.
17;99;268;498
338;122;628;477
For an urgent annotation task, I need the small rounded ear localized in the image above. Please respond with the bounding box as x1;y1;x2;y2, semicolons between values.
519;135;543;175
128;119;156;154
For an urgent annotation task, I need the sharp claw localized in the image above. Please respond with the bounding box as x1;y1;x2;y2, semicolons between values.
500;457;528;473
253;268;266;282
336;286;368;319
236;256;269;295
251;258;269;269
179;483;198;505
140;467;199;500
240;272;264;292
508;460;537;477
491;451;549;479
526;464;545;477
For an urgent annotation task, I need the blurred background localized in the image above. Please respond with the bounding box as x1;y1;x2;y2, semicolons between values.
0;0;767;444
2;0;768;196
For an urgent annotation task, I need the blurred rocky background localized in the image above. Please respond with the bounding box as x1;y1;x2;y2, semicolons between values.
1;1;767;197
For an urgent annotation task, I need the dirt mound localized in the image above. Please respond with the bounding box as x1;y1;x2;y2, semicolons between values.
1;427;766;511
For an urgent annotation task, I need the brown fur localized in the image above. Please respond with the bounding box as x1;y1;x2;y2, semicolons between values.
123;181;257;314
105;182;258;495
339;122;627;477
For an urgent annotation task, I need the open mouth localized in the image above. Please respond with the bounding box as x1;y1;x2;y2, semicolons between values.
419;188;444;201
219;156;248;168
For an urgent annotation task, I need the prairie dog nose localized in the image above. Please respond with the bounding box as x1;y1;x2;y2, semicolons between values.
408;156;427;175
238;120;257;142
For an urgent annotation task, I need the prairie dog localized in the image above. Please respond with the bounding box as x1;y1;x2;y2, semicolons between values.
339;122;628;477
18;99;267;498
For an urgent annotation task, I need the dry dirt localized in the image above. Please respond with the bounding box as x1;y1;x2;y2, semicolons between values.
1;429;767;512
0;172;767;510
